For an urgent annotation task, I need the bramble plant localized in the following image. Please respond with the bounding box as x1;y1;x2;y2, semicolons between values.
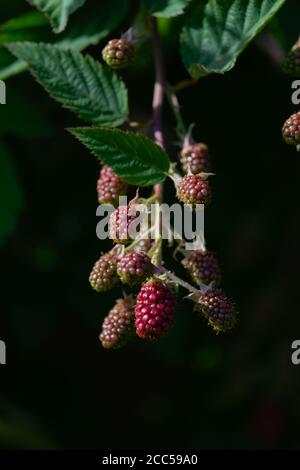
4;0;298;348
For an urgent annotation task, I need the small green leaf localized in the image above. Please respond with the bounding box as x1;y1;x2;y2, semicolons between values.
0;142;23;245
70;127;170;186
180;0;287;78
27;0;86;33
145;0;191;17
6;42;128;126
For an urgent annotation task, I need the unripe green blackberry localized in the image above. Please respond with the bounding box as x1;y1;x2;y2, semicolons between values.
109;204;138;244
282;111;300;146
135;281;176;340
99;297;135;349
282;43;300;77
197;288;237;333
180;143;210;175
176;174;211;207
117;251;153;286
102;39;134;69
89;249;118;292
182;250;221;286
97;165;128;206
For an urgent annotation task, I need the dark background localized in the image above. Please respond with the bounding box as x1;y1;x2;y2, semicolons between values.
1;0;300;450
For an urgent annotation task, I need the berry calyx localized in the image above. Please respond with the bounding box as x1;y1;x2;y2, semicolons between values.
197;288;237;333
99;297;135;349
89;249;118;292
176;174;212;207
180;143;210;175
282;111;300;146
182;250;221;286
117;251;153;286
109;204;138;244
135;280;176;340
97;165;128;206
102;39;134;69
282;41;300;77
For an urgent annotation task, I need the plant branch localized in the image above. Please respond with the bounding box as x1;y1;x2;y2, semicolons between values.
151;16;166;151
166;86;187;141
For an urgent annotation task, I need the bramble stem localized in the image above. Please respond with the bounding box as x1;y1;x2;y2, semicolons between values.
166;87;187;141
151;17;165;151
151;17;166;265
155;265;200;295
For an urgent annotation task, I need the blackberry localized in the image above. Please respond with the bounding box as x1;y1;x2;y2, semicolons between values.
97;165;128;206
117;251;153;286
89;249;118;292
176;174;212;207
282;111;300;146
180;143;210;174
99;297;135;349
198;288;237;332
102;39;134;69
182;250;221;286
135;281;176;340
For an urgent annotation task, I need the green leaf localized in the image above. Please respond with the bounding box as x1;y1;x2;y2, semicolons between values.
145;0;191;17
6;42;128;126
0;0;129;80
27;0;86;33
0;142;23;245
180;0;287;78
70;127;170;186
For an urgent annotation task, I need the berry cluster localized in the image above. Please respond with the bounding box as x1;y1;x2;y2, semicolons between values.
88;33;238;352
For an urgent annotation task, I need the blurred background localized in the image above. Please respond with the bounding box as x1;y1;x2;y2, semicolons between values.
1;0;300;450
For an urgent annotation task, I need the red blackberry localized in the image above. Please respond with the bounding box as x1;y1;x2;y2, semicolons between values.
176;174;212;207
109;204;138;244
97;165;128;206
198;288;237;333
180;143;210;174
89;249;118;292
102;39;134;69
99;297;135;349
135;281;176;340
117;252;153;286
282;111;300;146
182;250;221;286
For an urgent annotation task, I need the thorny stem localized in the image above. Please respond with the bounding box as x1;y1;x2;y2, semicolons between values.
166;87;187;141
155;265;200;296
151;17;166;265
